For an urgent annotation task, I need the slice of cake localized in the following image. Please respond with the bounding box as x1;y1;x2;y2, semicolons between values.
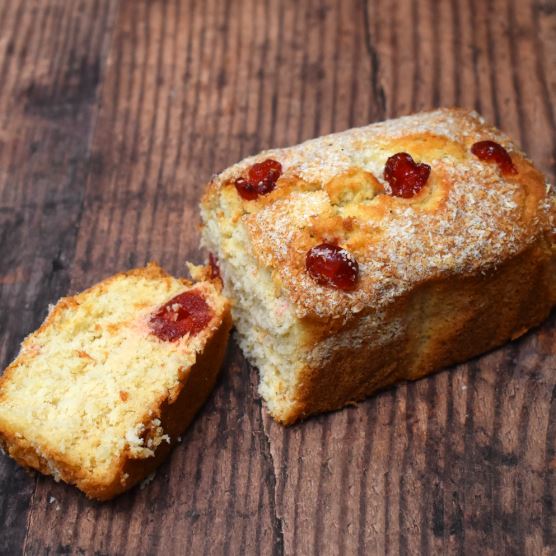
0;263;231;500
200;108;556;425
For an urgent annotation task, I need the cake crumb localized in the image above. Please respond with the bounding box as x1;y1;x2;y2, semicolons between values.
140;472;156;489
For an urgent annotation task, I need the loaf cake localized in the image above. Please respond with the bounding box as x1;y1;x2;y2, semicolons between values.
200;108;556;425
0;263;232;499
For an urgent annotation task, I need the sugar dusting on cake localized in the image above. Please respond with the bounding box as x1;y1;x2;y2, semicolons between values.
207;109;553;320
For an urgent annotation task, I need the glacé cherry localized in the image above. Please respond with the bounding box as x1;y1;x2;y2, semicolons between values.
384;152;431;198
234;159;282;200
234;177;258;200
306;243;359;291
208;253;221;280
149;291;212;342
471;140;517;175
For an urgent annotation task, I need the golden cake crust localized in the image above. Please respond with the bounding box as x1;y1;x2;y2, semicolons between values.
203;108;553;320
201;108;555;424
0;263;232;499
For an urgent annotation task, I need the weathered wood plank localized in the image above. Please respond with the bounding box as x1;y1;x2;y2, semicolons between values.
0;1;119;554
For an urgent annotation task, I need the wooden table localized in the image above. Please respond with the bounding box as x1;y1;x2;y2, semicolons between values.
0;1;554;554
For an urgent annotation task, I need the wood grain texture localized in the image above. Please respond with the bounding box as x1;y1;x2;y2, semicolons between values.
0;1;118;554
0;0;554;554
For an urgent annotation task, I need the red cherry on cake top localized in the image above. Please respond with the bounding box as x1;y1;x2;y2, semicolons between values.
234;177;259;200
384;152;431;198
306;243;359;291
149;291;213;341
471;140;517;175
249;159;282;190
234;159;283;200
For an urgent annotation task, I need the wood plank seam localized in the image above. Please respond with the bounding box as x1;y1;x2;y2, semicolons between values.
256;399;286;556
361;0;387;119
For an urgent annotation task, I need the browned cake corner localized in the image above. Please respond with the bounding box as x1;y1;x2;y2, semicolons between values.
200;108;556;424
0;263;232;500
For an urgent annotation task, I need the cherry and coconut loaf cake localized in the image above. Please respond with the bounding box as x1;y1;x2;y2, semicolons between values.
0;263;232;500
200;108;556;425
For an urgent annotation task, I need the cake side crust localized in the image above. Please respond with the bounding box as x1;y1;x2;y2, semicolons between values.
278;240;554;424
